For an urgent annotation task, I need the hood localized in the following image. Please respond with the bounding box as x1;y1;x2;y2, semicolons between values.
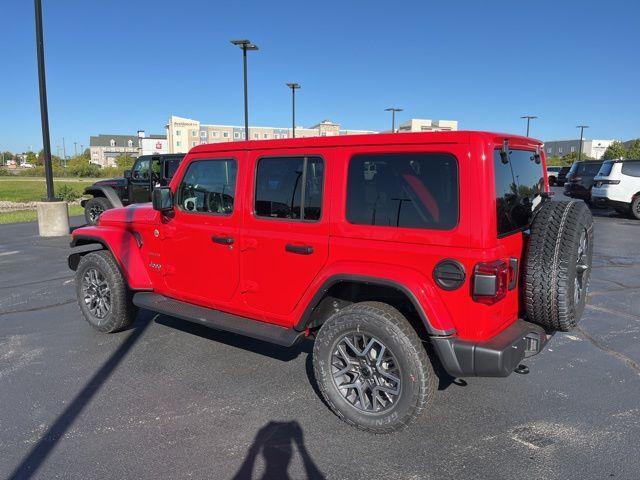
99;203;159;225
92;177;127;188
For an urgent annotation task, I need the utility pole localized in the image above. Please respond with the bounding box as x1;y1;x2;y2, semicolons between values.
231;39;259;140
385;108;403;133
34;0;54;200
73;142;77;157
576;125;589;162
286;83;301;138
520;115;538;137
62;137;66;160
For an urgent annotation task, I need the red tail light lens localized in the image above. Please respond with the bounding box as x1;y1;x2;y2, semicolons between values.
473;260;509;305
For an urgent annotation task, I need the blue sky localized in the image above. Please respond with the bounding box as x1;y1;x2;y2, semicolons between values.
1;0;638;153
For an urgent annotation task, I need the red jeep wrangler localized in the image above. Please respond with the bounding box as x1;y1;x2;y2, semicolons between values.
69;132;593;433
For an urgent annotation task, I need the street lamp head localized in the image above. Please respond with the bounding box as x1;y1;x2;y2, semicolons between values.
385;108;403;112
521;115;538;119
231;39;259;50
576;125;589;129
286;83;301;89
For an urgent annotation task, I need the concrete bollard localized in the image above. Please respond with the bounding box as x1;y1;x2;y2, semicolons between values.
36;201;70;237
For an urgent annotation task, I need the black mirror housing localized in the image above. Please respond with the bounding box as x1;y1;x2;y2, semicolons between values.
152;187;173;212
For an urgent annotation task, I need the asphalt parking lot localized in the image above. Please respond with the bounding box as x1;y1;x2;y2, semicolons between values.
1;189;639;480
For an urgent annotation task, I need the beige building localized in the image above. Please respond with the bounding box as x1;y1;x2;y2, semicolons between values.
396;119;458;133
165;115;376;154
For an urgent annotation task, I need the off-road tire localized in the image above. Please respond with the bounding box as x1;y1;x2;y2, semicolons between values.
524;200;594;331
631;196;640;220
313;301;436;433
84;197;111;226
75;250;137;333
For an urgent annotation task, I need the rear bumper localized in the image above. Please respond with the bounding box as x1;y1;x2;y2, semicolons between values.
431;319;552;378
564;183;590;199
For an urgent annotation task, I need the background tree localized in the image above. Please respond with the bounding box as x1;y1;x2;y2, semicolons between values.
115;153;135;170
25;151;37;165
1;151;13;165
67;155;100;178
625;139;640;159
602;141;627;160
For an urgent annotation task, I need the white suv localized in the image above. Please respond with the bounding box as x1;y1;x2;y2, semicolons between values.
592;159;640;219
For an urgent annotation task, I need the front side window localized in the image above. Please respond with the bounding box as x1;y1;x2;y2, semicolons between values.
255;156;324;221
132;158;150;180
347;153;458;230
494;149;544;236
177;159;237;214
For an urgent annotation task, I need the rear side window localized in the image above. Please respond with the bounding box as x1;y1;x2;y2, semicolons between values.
177;159;237;214
346;153;459;230
255;156;324;221
494;149;544;236
598;161;614;177
621;161;640;177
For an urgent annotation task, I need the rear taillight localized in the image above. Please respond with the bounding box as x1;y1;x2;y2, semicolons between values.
599;179;620;185
473;260;509;305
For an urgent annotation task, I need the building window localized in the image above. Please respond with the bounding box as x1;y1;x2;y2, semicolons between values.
200;131;207;138
191;130;197;137
263;133;269;139
558;148;563;153
254;133;259;139
176;130;181;136
234;132;240;139
176;141;182;147
192;141;197;147
127;139;133;147
223;132;229;138
281;134;287;139
110;139;116;147
547;148;552;154
211;131;220;138
274;134;279;139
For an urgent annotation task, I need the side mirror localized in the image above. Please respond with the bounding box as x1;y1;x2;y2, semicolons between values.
124;170;132;179
152;187;173;212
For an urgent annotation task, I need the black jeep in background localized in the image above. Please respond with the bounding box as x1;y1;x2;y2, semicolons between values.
563;160;603;203
82;154;184;225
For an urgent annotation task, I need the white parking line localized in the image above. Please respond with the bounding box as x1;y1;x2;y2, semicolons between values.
0;251;20;257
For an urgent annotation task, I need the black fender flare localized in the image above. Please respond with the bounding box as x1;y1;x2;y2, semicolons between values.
294;274;455;336
84;186;123;209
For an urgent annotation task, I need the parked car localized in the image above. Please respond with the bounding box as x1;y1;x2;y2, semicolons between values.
68;131;593;433
547;166;562;185
81;154;184;225
591;159;640;219
557;166;571;186
564;160;603;202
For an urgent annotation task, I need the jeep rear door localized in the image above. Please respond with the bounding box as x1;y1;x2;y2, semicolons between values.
240;150;331;322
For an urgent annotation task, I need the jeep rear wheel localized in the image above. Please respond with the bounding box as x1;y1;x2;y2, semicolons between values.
524;200;594;332
75;250;137;333
84;197;111;226
313;301;436;433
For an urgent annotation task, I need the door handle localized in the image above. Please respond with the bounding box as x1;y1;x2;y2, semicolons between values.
285;244;314;255
212;235;234;245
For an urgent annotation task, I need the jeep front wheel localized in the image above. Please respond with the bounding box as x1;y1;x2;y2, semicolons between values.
84;197;111;225
313;301;436;433
75;250;137;333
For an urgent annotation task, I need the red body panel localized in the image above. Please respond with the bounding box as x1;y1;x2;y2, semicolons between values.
71;131;546;342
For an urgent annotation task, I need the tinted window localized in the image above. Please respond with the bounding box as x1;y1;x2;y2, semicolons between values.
494;149;544;236
583;162;602;176
346;153;459;230
598;161;614;177
177;159;237;214
132;158;149;180
622;161;640;177
255;156;324;221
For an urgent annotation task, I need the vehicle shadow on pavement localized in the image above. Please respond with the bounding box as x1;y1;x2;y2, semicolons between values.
7;314;152;480
154;314;313;361
232;421;325;480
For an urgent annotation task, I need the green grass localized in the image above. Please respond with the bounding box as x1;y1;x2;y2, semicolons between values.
0;205;84;225
0;178;93;202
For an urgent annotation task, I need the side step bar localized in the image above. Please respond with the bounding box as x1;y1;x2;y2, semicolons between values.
133;292;304;347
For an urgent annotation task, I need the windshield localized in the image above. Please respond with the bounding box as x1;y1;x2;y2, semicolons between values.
494;149;545;236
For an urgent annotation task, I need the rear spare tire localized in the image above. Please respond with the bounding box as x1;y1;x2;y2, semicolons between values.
524;200;593;332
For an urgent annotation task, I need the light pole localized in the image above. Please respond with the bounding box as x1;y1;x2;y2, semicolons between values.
576;125;589;162
73;141;77;157
286;83;301;138
521;115;538;137
34;0;54;201
231;39;259;140
384;108;403;133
